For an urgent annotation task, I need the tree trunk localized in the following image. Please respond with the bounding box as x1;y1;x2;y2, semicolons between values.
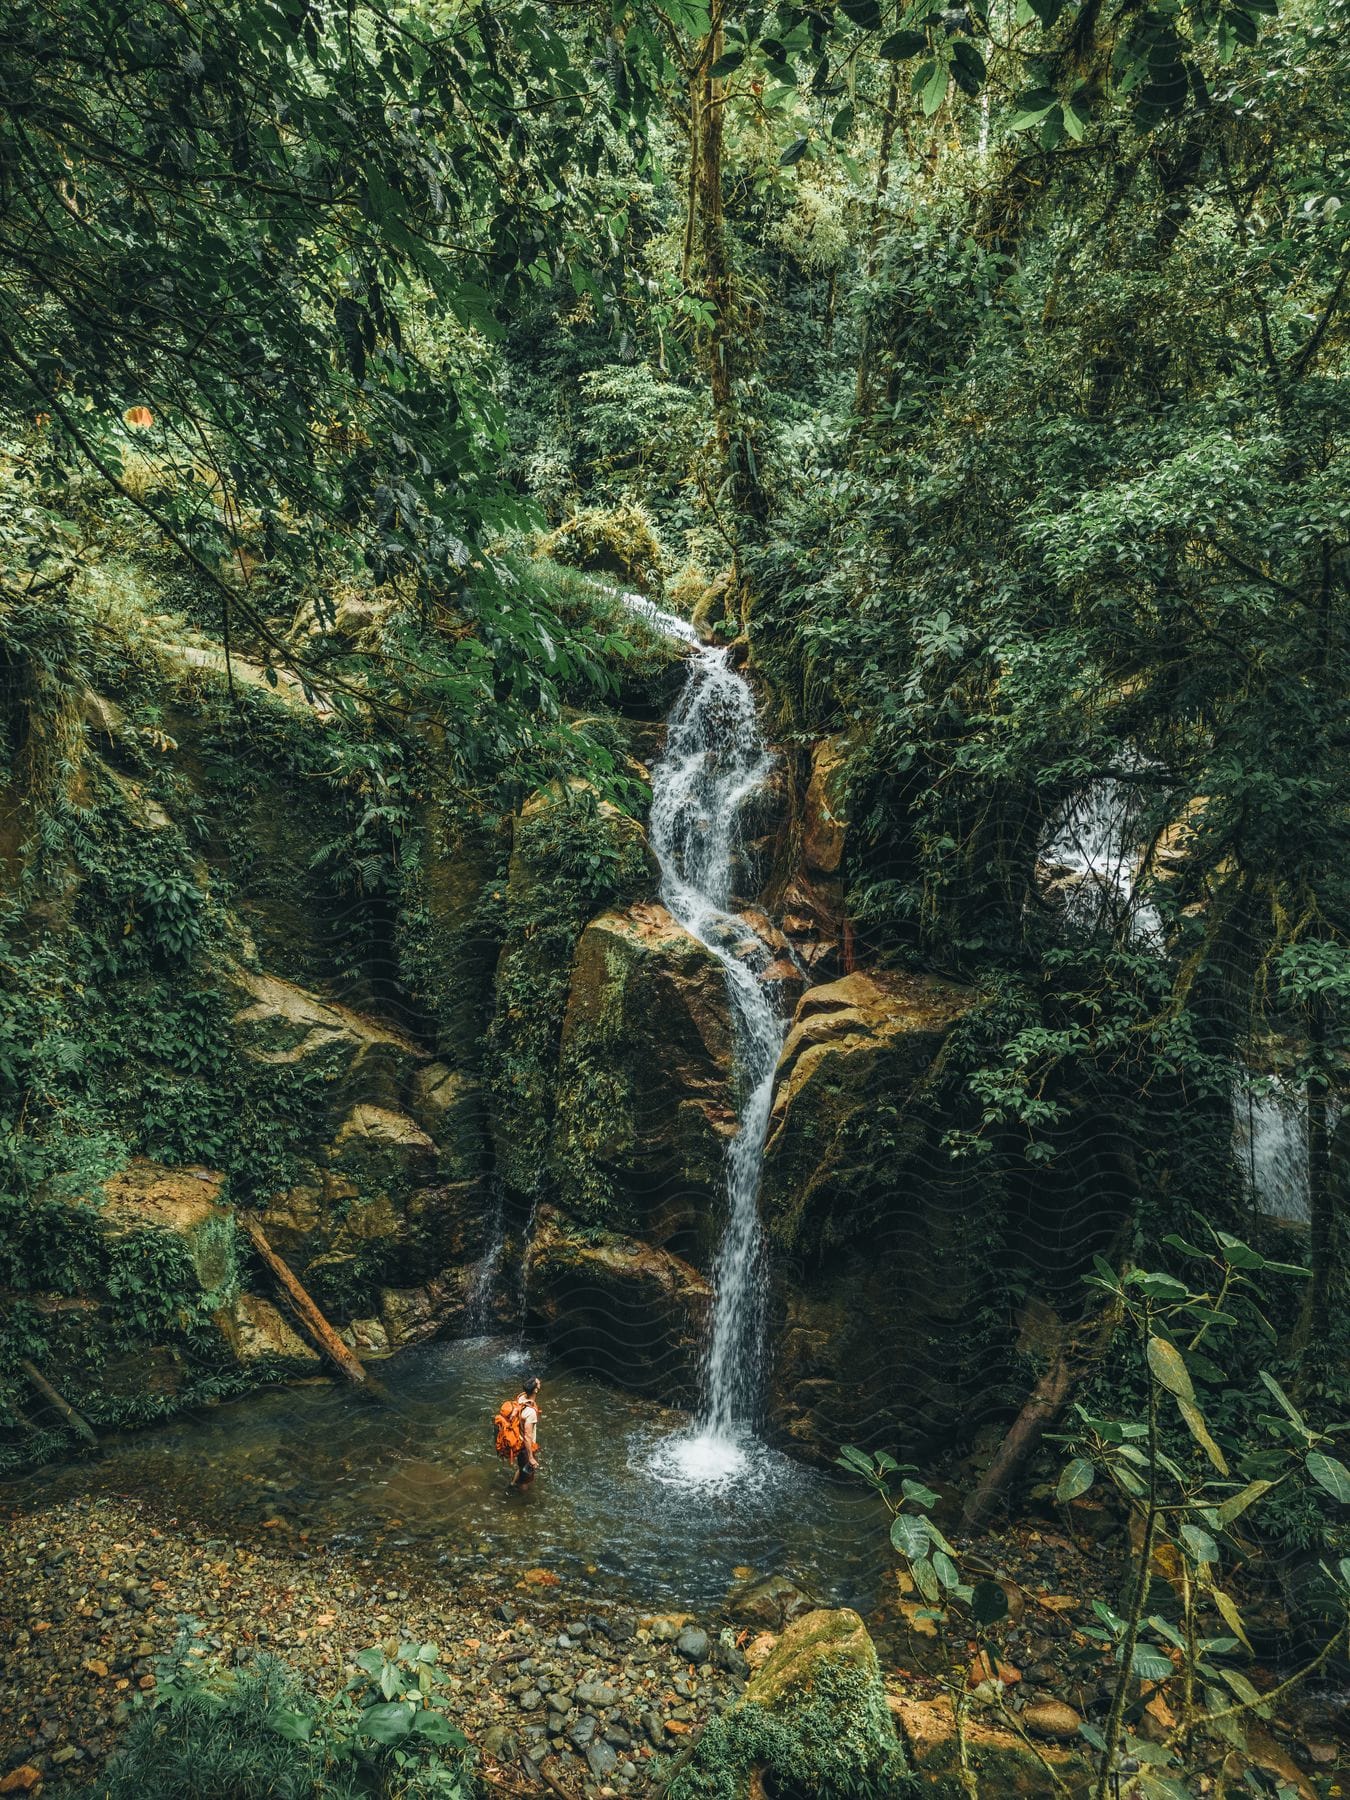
961;1296;1122;1533
854;66;901;423
20;1359;97;1445
688;4;765;618
240;1216;388;1399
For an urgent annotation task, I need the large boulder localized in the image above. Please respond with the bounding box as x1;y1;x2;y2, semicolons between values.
760;971;1001;1462
15;1162;248;1422
763;971;974;1255
485;782;655;1201
93;1161;239;1305
669;1608;905;1799
230;969;426;1132
550;901;735;1259
214;1292;320;1374
262;1105;489;1322
524;1205;710;1402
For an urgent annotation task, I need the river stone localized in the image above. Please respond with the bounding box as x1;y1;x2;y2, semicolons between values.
518;1687;541;1710
728;1572;813;1631
642;1711;665;1748
1022;1700;1083;1741
481;1726;515;1759
569;1715;598;1747
586;1740;619;1780
576;1681;618;1707
675;1626;710;1663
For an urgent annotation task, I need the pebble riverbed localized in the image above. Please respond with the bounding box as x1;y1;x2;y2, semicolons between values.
0;1489;753;1796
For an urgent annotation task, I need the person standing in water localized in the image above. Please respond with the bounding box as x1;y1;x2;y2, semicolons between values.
508;1376;541;1490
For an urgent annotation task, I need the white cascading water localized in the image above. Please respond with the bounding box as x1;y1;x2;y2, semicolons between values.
1041;775;1164;949
1233;1077;1311;1224
623;596;789;1486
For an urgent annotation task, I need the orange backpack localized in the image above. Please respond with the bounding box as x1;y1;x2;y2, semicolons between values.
493;1396;529;1460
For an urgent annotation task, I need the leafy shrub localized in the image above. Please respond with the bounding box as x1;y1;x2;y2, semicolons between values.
83;1632;477;1800
539;498;667;595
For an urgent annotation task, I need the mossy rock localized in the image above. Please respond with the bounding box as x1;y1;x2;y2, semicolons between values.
549;900;734;1251
485;782;655;1201
669;1608;908;1799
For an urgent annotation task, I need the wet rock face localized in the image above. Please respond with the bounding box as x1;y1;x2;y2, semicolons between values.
759;971;1000;1462
550;901;736;1261
524;1206;711;1403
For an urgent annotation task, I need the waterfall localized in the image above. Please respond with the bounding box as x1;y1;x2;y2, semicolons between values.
1234;1076;1311;1224
623;595;789;1480
1040;774;1163;948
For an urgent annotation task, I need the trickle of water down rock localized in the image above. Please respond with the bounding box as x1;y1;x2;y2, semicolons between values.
624;597;790;1486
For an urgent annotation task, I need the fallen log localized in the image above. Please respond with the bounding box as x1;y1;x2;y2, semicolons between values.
239;1216;388;1400
959;1350;1074;1536
960;1296;1122;1536
20;1359;98;1445
520;1751;577;1800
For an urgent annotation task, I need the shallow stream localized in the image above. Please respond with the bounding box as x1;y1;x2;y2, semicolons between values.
11;1337;889;1614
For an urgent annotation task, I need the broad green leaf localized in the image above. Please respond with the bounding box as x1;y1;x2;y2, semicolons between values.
359;1701;415;1744
1307;1451;1350;1503
1213;1229;1264;1271
1057;1457;1095;1502
411;1710;466;1745
1162;1233;1210;1260
1216;1666;1269;1716
879;29;927;58
971;1579;1008;1625
1147;1335;1195;1401
901;1478;940;1508
1178;1396;1229;1474
1214;1479;1273;1526
1258;1370;1307;1432
891;1513;930;1561
266;1708;313;1743
911;1555;941;1604
1135;1272;1189;1300
1209;1587;1252;1654
1179;1523;1217;1564
920;61;949;115
1129;1644;1174;1680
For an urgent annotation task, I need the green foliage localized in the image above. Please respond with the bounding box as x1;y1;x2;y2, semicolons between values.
1059;1238;1350;1796
85;1629;475;1799
667;1663;908;1800
0;0;656;730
